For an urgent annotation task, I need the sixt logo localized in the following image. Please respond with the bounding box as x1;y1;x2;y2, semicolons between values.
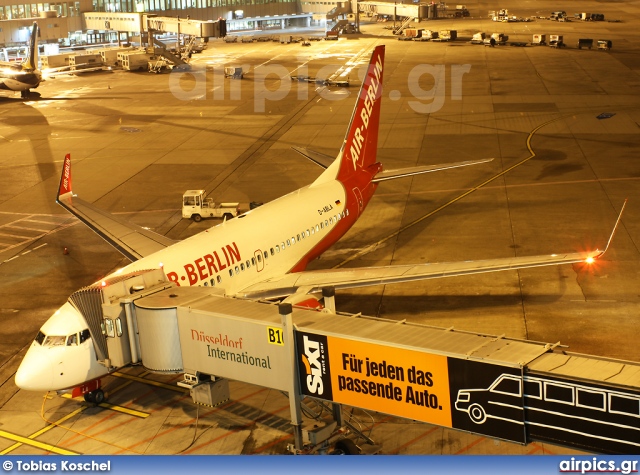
297;332;333;400
301;335;324;395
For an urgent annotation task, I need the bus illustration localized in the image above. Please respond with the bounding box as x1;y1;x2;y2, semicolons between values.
454;373;640;452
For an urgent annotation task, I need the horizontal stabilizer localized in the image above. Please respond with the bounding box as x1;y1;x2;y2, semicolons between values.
291;146;334;170
372;158;493;183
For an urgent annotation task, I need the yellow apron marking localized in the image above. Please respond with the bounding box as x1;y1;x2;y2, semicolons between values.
0;429;79;455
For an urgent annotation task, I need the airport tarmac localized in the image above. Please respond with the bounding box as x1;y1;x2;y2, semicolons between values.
0;0;639;455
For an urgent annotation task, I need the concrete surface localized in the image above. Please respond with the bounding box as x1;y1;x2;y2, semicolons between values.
0;0;639;455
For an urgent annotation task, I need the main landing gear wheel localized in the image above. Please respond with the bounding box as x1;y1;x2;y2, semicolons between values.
84;389;105;404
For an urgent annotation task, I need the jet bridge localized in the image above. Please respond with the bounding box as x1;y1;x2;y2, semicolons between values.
81;272;640;454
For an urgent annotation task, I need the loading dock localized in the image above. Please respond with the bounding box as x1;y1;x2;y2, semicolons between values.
76;269;640;454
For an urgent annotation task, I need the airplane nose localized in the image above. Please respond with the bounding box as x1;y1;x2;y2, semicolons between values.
15;345;54;391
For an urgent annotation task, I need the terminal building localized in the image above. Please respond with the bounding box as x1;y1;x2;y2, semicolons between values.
0;0;375;48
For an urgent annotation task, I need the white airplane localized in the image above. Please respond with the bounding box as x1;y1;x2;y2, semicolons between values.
0;22;41;98
14;45;624;403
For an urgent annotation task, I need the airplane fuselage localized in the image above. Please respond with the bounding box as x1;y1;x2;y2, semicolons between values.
122;174;377;297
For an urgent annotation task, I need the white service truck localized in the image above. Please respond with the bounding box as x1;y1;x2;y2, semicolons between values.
182;190;240;222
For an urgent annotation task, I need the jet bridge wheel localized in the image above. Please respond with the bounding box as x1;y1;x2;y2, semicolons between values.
84;389;105;404
330;438;360;455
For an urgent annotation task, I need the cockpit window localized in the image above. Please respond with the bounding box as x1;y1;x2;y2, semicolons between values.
35;331;45;345
66;333;78;346
80;329;91;343
44;335;66;347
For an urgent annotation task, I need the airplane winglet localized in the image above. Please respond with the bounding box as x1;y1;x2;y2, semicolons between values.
591;199;627;260
57;153;73;201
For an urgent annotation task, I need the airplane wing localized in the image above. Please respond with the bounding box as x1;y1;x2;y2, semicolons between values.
239;201;626;300
57;155;177;261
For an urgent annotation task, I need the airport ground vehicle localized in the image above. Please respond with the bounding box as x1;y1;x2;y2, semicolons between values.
182;190;239;221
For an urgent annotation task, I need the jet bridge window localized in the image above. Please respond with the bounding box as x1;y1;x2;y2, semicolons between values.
103;319;116;338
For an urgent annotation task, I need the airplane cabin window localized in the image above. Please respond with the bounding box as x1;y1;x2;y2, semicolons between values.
320;222;324;229
210;278;215;286
281;242;285;250
229;269;234;277
257;255;261;263
346;209;349;216
217;275;222;283
316;224;320;232
325;220;328;227
240;263;244;271
252;257;256;265
204;281;208;286
297;234;300;241
35;330;45;345
276;246;281;253
306;230;310;237
270;248;275;256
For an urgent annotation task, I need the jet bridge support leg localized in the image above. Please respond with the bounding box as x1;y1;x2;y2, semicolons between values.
322;287;344;428
280;303;304;451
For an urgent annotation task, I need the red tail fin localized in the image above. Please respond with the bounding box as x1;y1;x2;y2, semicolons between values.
312;45;385;186
58;154;72;200
337;45;384;180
